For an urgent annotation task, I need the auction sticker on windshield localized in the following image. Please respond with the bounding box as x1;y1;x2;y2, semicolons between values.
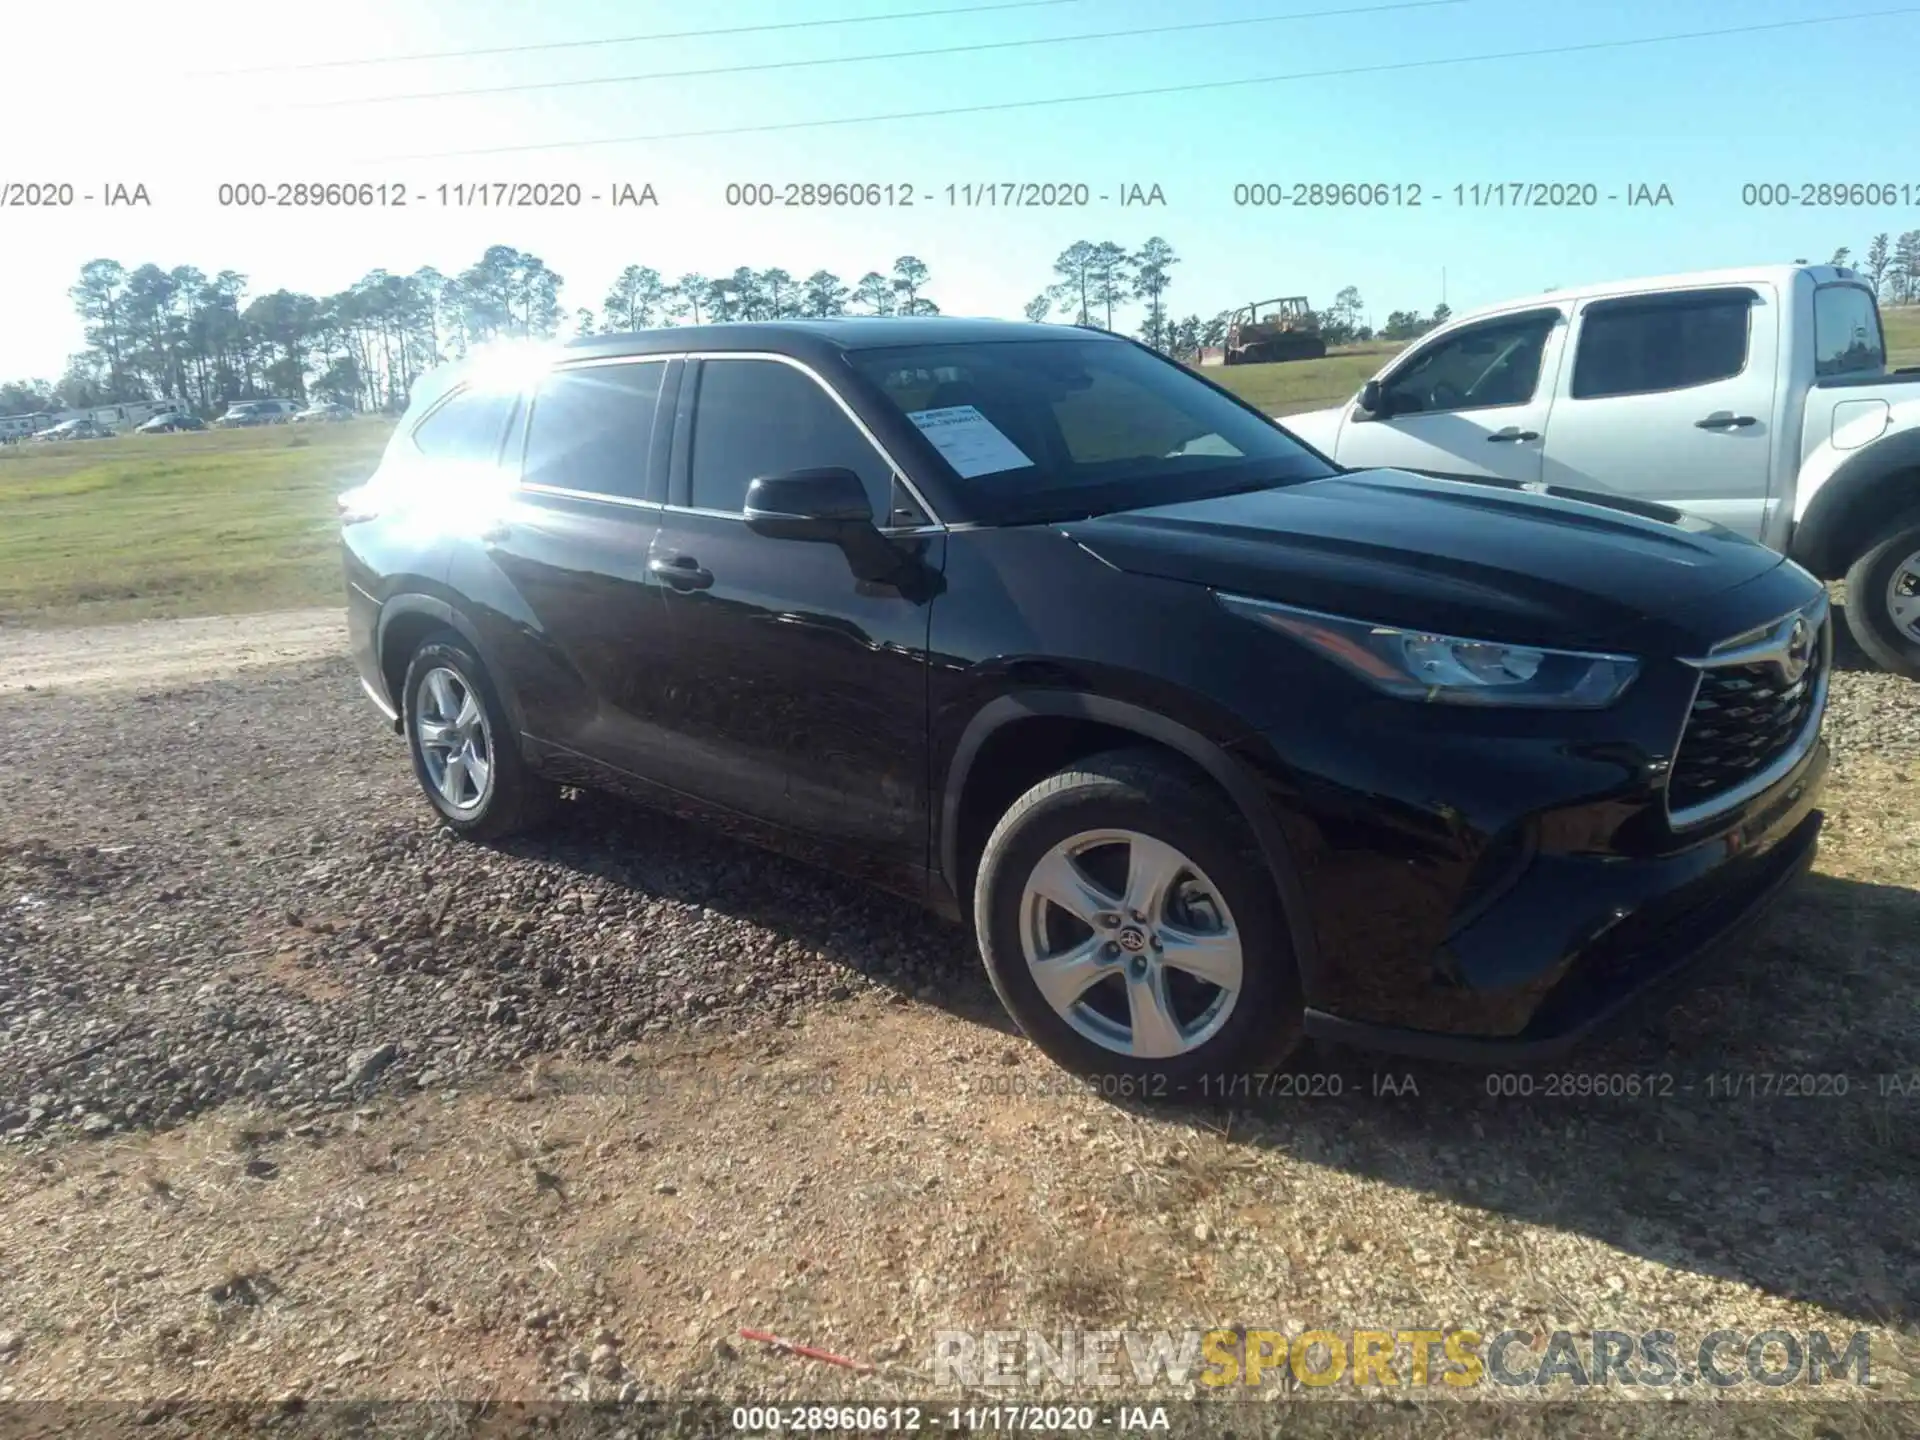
908;405;1034;478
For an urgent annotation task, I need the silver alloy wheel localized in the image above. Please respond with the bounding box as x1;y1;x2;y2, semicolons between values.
1888;548;1920;641
1018;828;1243;1060
414;665;493;812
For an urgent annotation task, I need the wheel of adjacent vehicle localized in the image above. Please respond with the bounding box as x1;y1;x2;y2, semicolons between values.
972;749;1304;1088
402;632;558;839
1843;507;1920;681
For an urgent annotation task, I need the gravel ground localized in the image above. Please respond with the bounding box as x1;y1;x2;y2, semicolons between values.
0;614;1915;1424
0;657;958;1136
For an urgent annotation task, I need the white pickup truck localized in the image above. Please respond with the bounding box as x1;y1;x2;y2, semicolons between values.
1281;263;1920;678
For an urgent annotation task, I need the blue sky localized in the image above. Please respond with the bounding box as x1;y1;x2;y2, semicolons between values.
2;0;1915;380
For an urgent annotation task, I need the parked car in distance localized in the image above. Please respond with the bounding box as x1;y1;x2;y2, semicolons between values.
0;412;53;441
136;411;207;434
340;320;1831;1087
35;418;115;441
293;401;353;423
1281;263;1920;679
216;399;302;427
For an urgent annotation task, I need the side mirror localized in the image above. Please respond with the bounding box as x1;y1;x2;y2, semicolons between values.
745;466;938;595
1358;379;1387;417
743;468;874;542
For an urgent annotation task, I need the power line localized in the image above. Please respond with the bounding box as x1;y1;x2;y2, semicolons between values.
377;7;1920;161
291;0;1466;109
196;0;1094;77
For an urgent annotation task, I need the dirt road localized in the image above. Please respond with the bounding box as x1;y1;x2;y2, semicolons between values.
0;607;347;696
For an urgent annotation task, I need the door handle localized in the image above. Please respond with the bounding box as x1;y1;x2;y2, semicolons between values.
1694;412;1757;430
649;554;713;591
1486;426;1540;442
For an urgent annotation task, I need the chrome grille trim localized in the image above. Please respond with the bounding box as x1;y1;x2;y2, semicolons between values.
1665;593;1830;831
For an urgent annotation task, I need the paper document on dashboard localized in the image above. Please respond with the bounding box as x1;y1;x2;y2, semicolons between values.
906;405;1035;478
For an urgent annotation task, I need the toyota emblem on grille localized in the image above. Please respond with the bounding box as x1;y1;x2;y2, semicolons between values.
1780;616;1814;684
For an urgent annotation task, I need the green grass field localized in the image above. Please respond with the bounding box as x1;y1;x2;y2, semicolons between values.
0;422;390;627
3;310;1916;627
1200;339;1403;415
1890;303;1920;363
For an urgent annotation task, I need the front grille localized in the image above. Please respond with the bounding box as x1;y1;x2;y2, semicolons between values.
1668;613;1827;818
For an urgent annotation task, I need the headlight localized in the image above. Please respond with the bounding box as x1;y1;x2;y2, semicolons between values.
1217;594;1640;708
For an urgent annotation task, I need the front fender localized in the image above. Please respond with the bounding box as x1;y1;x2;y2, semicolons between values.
938;689;1325;999
1275;404;1350;456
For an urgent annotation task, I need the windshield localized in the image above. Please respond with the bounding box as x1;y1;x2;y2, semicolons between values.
849;337;1331;524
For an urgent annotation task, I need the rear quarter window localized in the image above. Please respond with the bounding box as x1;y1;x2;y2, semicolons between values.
408;386;517;464
1812;285;1886;377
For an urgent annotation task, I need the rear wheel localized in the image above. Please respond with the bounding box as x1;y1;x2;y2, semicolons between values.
972;749;1304;1089
402;632;558;839
1842;507;1920;681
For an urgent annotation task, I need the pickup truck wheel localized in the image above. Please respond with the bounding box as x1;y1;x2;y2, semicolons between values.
972;749;1304;1089
402;633;559;840
1843;510;1920;681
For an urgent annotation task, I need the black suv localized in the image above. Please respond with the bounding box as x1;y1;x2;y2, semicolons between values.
340;319;1830;1087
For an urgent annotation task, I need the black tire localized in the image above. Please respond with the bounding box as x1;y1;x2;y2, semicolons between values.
1842;506;1920;681
401;630;559;840
972;748;1304;1090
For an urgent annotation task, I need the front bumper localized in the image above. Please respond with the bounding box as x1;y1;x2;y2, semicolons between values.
1301;761;1823;1064
1228;614;1832;1063
1294;728;1827;1063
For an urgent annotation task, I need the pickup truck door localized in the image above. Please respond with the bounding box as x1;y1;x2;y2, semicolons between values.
1540;285;1779;539
1324;307;1564;484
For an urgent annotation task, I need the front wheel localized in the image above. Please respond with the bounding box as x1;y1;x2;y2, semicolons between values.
972;749;1304;1089
1842;508;1920;680
402;632;558;839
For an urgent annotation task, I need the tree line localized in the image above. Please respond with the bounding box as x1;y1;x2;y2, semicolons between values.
1;233;1455;419
1827;231;1920;303
0;248;948;419
17;226;1905;420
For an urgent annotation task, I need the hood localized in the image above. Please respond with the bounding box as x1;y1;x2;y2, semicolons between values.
1063;468;1788;653
1273;404;1347;455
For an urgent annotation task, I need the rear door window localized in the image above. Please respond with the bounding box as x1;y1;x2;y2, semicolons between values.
1570;291;1754;399
521;360;669;501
